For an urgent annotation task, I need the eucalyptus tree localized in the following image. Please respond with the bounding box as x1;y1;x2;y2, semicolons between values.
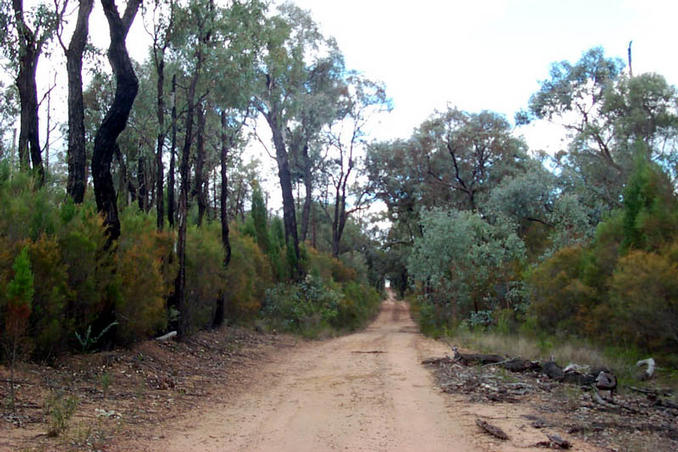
0;0;58;183
253;3;337;278
142;0;175;229
286;47;346;243
54;0;95;202
418;107;528;212
322;73;389;257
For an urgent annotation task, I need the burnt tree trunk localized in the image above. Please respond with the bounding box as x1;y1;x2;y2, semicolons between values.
65;0;94;203
213;110;232;328
92;0;141;245
174;48;203;338
167;74;177;228
155;55;165;229
12;0;45;184
193;101;207;227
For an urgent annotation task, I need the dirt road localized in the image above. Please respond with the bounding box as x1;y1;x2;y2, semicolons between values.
128;297;475;451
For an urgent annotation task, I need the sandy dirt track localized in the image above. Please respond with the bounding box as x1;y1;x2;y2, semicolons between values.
122;296;597;452
128;297;476;451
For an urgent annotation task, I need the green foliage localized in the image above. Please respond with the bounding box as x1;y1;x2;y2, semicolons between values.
408;208;525;325
46;392;78;437
115;210;174;343
224;230;273;320
250;183;270;253
184;222;227;333
610;249;678;350
74;321;119;353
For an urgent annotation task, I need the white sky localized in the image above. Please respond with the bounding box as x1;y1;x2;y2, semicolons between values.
16;0;678;211
288;0;678;150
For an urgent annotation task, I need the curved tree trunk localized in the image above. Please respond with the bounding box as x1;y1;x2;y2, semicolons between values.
92;0;141;245
66;0;94;203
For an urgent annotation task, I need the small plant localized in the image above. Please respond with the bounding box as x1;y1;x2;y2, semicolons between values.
74;321;118;352
46;392;78;437
99;372;112;399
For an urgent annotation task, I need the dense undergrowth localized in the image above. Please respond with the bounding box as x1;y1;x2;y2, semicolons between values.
0;166;382;364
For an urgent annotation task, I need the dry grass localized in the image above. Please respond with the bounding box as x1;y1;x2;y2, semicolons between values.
452;330;633;376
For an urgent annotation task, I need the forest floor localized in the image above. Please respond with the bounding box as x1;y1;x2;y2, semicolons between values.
2;295;675;451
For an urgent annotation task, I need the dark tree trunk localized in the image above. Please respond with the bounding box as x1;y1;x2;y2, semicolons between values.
175;50;203;338
65;0;94;203
193;101;207;227
265;111;301;279
137;154;147;211
12;0;45;185
167;74;177;228
92;0;141;245
300;144;312;243
155;57;165;229
213;110;232;328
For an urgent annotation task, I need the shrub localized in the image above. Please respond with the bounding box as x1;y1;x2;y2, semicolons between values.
184;223;227;332
610;250;678;350
528;246;596;335
225;230;273;320
114;210;174;343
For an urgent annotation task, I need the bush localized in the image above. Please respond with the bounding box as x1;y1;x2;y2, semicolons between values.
610;250;678;350
115;210;174;343
225;230;273;320
263;275;342;336
528;246;596;335
184;223;226;333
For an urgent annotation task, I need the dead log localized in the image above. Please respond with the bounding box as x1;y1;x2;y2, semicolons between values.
155;331;177;341
454;350;504;365
421;356;454;366
499;357;541;372
535;433;571;449
541;361;564;380
475;418;509;440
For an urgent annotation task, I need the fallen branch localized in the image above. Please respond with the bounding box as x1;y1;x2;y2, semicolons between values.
351;350;385;354
535;433;571;449
475;418;509;440
590;385;618;410
155;331;177;341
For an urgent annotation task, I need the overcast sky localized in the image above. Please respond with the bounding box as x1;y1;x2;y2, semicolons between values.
284;0;678;150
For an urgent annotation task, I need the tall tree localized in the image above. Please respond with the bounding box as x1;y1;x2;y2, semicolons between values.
172;0;213;337
323;74;389;256
91;0;141;244
254;4;335;277
57;0;94;203
2;0;57;184
143;0;175;229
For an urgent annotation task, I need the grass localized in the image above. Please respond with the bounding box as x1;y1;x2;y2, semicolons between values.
449;328;674;390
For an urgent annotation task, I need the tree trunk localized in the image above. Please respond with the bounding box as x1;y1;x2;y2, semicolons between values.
175;50;203;338
66;0;94;203
300;144;313;243
265;112;301;279
155;55;165;229
92;0;141;245
193;101;207;227
168;74;177;228
137;153;147;211
213;110;232;328
12;0;45;185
